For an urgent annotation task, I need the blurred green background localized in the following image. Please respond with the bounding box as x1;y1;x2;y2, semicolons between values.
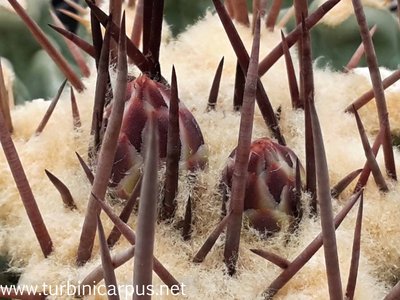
0;0;216;103
1;0;399;103
0;0;291;103
164;0;211;36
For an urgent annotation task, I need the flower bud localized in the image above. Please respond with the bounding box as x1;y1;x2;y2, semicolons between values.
110;75;207;198
222;137;302;233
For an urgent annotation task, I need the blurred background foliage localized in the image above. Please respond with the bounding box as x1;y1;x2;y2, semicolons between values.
0;0;84;103
0;0;292;102
0;0;219;102
164;0;211;36
0;0;399;103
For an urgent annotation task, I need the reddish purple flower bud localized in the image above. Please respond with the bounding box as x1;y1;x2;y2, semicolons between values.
110;75;207;198
222;137;303;233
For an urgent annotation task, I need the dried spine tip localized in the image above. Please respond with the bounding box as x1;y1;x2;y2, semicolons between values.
207;57;224;111
7;0;84;92
35;79;68;135
75;152;94;185
45;170;77;210
77;14;128;265
224;13;261;276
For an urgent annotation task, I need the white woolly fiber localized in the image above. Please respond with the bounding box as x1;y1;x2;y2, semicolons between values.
0;12;399;299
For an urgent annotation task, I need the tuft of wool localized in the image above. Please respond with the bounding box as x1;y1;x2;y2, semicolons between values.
353;67;400;136
1;12;400;300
